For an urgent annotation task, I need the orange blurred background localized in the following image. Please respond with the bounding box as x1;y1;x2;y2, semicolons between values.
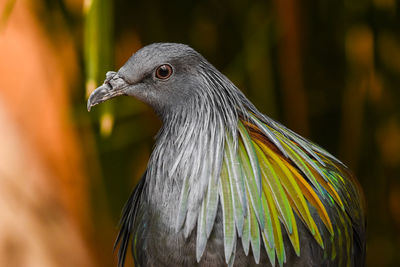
0;0;399;266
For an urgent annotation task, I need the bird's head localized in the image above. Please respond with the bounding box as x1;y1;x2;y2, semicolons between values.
87;43;212;116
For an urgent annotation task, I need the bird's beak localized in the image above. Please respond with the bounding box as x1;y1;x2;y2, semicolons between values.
87;72;128;111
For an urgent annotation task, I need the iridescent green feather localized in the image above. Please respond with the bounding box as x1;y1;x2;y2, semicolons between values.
261;230;276;266
237;137;265;230
261;194;274;248
252;141;295;235
246;185;261;264
238;121;262;196
219;160;236;263
213;114;361;266
241;203;251;256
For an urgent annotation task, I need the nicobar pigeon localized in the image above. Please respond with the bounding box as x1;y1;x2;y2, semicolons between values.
87;43;366;267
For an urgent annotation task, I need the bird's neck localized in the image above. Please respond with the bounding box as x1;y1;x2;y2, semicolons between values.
143;69;250;229
143;98;232;225
147;100;220;191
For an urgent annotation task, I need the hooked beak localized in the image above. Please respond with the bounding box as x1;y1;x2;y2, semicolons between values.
87;72;128;111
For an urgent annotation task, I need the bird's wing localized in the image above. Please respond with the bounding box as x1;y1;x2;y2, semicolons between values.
115;172;146;267
196;112;365;266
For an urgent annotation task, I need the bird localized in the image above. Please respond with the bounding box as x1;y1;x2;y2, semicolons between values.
87;43;366;267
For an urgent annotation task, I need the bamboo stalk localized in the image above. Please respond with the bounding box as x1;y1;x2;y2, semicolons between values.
84;0;114;137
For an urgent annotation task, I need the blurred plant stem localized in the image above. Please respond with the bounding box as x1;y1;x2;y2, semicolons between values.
84;0;114;137
273;0;309;136
0;0;16;31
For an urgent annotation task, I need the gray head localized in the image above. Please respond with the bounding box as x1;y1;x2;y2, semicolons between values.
87;43;229;117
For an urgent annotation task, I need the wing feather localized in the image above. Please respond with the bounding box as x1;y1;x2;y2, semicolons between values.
196;197;208;262
219;160;236;263
252;141;295;235
241;204;251;256
189;113;363;266
237;138;265;228
225;133;246;235
247;185;261;263
238;122;263;199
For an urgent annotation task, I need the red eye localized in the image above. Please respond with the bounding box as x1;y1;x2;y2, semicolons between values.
155;64;173;79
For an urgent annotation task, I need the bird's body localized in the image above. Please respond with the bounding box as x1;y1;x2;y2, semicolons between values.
88;43;366;267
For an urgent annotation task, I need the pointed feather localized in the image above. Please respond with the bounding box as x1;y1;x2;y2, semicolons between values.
237;129;265;229
246;185;261;263
310;167;345;210
238;121;263;198
168;122;196;178
272;122;327;167
285;198;300;256
330;233;337;260
176;175;190;231
258;140;317;234
290;199;325;249
264;189;285;267
339;213;352;267
248;114;289;158
205;121;223;237
228;237;237;267
253;141;302;256
241;209;251;255
205;175;219;238
252;141;294;234
219;161;236;263
261;194;274;248
225;134;245;235
336;218;344;267
275;133;325;195
261;231;276;267
310;218;324;249
283;161;334;235
244;118;338;230
266;125;330;183
196;198;208;262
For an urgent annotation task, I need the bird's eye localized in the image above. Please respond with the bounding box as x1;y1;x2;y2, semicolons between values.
155;64;173;80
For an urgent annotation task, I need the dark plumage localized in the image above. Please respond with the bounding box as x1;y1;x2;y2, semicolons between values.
88;43;366;267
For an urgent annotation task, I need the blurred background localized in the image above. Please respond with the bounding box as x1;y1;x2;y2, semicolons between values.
0;0;399;266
